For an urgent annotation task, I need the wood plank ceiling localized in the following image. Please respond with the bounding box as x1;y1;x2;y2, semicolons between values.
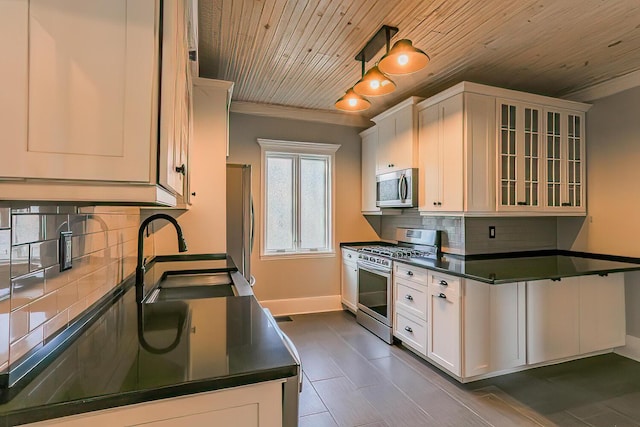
198;0;640;118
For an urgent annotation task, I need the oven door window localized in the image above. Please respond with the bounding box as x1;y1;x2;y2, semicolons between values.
358;268;389;319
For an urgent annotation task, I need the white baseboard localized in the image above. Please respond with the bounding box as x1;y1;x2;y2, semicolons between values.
258;295;343;316
615;335;640;362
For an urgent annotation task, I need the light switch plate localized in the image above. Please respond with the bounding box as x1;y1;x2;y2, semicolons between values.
60;231;73;271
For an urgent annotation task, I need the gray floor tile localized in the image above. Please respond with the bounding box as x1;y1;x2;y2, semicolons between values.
299;411;339;427
358;382;433;427
313;377;385;427
300;373;328;417
547;411;591;426
582;410;640;427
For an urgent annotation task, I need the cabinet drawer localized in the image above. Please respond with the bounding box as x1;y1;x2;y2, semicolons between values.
395;262;428;285
428;284;459;301
429;272;460;295
395;278;427;320
394;310;427;355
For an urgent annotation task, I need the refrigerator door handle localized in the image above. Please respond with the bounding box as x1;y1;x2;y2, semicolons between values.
250;196;255;253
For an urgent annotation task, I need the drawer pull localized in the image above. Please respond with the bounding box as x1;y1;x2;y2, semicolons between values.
439;280;448;287
404;294;413;301
438;293;447;299
406;271;414;276
404;326;413;333
347;254;352;258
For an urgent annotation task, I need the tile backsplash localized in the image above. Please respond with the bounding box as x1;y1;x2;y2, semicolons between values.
378;210;558;255
0;205;153;371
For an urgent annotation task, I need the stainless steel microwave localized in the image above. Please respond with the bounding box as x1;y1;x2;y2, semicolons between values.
376;168;418;208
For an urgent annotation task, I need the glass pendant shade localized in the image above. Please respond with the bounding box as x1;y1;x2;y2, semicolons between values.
378;39;429;75
353;66;396;96
335;88;370;112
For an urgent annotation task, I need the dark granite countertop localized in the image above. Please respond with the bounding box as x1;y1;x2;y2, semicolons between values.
0;255;298;426
397;251;640;284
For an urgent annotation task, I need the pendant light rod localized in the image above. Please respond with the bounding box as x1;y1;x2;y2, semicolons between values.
355;25;398;63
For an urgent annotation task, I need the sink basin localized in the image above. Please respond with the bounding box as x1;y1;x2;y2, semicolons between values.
153;285;235;302
145;272;237;303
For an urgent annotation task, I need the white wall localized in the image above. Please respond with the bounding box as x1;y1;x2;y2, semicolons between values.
227;113;378;306
559;85;640;337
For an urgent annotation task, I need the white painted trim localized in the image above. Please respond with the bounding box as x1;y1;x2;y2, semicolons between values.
258;295;343;316
231;101;372;128
614;335;640;362
565;69;640;102
257;138;341;154
417;81;592;112
371;96;424;123
193;77;234;91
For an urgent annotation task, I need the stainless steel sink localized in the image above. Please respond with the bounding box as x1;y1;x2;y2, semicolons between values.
145;272;237;303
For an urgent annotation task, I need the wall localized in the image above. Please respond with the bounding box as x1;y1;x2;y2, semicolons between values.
558;85;640;338
378;211;465;254
227;113;378;305
154;81;229;255
0;205;150;371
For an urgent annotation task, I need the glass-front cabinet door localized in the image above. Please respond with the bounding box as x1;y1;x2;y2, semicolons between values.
544;109;586;213
497;100;543;211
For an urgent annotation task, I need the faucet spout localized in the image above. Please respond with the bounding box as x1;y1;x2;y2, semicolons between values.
136;213;187;298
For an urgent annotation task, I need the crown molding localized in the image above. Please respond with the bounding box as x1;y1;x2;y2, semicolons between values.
230;101;372;128
565;69;640;102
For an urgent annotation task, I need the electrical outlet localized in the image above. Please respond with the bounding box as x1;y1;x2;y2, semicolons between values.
60;231;73;271
489;226;496;239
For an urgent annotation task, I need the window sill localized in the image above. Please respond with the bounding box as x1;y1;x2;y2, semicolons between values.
259;251;336;261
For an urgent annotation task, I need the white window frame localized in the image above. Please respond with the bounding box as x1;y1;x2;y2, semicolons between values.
258;138;340;259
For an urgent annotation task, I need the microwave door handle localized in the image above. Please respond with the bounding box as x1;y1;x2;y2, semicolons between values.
399;174;408;201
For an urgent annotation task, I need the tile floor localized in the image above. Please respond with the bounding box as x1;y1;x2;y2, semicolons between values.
278;310;640;427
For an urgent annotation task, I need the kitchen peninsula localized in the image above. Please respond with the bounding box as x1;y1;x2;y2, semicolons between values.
0;255;298;426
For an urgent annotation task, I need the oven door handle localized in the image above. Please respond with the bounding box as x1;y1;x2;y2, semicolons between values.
358;262;391;275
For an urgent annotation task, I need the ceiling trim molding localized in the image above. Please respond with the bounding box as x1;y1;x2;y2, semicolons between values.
230;101;372;128
565;69;640;102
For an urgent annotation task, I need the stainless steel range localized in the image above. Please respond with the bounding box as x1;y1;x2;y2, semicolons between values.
356;228;440;343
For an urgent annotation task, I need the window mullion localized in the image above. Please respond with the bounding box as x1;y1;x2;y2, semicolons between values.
294;155;301;252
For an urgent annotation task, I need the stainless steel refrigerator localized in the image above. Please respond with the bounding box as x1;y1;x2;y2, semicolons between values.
226;164;255;285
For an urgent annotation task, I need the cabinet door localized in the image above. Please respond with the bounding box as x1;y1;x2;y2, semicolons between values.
341;263;358;312
1;0;158;182
159;0;191;196
544;110;585;213
361;127;380;213
427;286;461;376
579;273;625;353
418;104;440;210
376;115;396;173
527;278;580;364
497;100;543;211
439;95;464;212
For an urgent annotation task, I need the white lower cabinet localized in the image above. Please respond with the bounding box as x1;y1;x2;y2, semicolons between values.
527;273;626;365
25;381;284;427
427;282;461;376
392;262;624;382
341;248;358;312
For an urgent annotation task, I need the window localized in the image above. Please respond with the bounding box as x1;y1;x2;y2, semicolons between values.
258;139;340;258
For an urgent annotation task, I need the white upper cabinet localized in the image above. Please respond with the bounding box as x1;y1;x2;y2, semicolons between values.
543;109;586;213
418;91;496;214
1;0;158;182
496;100;544;212
371;97;422;175
412;82;590;217
0;0;206;206
360;126;381;214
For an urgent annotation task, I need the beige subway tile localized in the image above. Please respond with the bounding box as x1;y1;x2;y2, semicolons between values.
29;292;57;331
0;361;7;371
56;281;78;312
10;307;29;343
44;265;69;293
10;325;42;364
11;270;44;310
68;299;87;322
44;310;69;340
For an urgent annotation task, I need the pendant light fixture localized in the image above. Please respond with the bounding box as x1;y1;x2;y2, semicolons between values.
335;88;371;112
335;25;429;112
378;39;429;75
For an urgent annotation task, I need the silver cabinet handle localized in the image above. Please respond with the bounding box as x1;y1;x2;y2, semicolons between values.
406;271;414;276
405;294;413;301
404;326;413;333
347;254;352;258
438;292;447;299
439;280;448;287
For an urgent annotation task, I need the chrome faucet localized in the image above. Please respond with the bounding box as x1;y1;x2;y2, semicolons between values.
136;213;187;295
